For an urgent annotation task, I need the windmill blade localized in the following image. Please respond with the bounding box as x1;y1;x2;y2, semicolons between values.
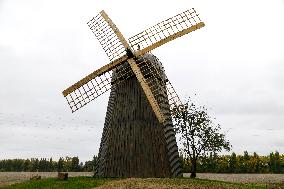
132;54;179;122
129;8;205;55
87;10;128;61
62;55;133;112
63;69;112;112
127;57;166;123
140;54;182;111
62;53;170;116
93;10;166;123
63;54;128;97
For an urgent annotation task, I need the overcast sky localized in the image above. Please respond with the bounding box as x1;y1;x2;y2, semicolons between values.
0;0;284;162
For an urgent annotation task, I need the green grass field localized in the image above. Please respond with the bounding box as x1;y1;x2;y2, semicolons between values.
0;176;272;189
0;177;110;189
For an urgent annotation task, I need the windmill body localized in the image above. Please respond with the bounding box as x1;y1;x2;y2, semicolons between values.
96;54;180;177
62;9;205;177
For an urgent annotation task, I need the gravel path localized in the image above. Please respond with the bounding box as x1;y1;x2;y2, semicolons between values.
184;173;284;184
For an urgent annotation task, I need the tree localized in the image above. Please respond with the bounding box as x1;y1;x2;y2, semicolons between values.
31;158;39;172
92;155;98;172
270;151;281;173
269;152;276;172
79;162;84;171
274;151;281;173
172;100;231;178
71;157;80;171
23;159;31;171
84;161;93;172
251;152;261;173
63;156;72;172
229;152;237;173
57;157;64;172
240;151;250;173
49;158;54;171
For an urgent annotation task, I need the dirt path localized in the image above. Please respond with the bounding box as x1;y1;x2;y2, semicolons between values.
93;178;251;189
184;173;284;184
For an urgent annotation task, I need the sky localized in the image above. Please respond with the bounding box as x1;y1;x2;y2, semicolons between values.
0;0;284;163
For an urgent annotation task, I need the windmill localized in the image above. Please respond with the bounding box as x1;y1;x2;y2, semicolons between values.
62;9;205;177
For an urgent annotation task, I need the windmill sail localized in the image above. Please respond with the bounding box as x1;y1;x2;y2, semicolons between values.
87;11;127;61
63;52;182;116
63;57;134;112
64;9;204;117
130;8;205;55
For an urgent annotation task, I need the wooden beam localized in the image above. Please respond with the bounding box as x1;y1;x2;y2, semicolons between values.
127;58;165;123
100;10;165;123
100;10;130;49
135;22;205;56
62;55;128;97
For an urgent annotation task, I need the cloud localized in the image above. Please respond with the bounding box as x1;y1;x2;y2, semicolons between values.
1;0;284;160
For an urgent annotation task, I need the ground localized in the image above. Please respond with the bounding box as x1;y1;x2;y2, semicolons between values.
93;178;261;189
184;173;284;184
0;172;283;188
0;172;92;187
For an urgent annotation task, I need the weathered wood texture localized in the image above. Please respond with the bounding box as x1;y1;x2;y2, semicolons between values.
95;53;181;177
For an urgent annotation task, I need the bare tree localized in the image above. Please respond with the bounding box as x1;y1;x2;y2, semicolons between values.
172;99;231;178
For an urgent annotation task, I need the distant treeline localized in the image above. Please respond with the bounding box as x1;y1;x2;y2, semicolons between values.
1;151;284;173
182;151;284;173
0;156;97;172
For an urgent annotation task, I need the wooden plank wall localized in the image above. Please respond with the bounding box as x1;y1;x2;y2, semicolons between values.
95;54;182;177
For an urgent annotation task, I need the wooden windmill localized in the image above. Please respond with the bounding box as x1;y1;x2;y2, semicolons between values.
62;9;205;177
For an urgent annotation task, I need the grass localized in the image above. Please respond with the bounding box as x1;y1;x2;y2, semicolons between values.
0;177;111;189
0;176;272;189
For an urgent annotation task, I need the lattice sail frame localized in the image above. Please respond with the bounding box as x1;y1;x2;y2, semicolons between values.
63;8;205;118
64;62;133;112
134;55;183;113
139;55;183;110
64;53;182;113
87;11;126;61
129;8;203;52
